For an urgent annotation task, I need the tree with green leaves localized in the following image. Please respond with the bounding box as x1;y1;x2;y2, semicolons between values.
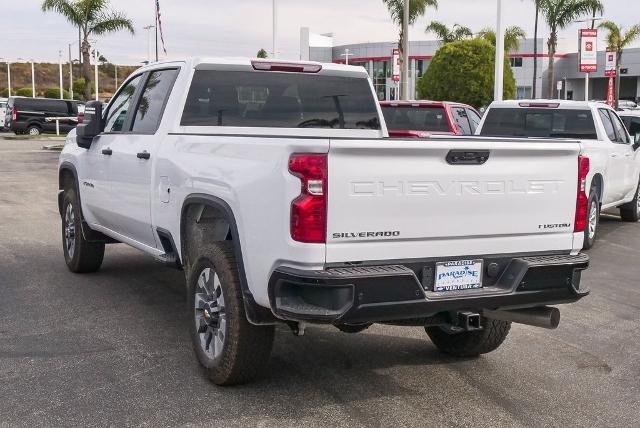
256;49;268;59
538;0;603;98
383;0;438;91
478;26;526;52
532;0;541;98
417;38;516;108
598;21;640;108
42;0;134;101
426;21;473;44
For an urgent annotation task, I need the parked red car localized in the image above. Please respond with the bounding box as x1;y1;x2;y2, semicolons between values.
380;100;482;138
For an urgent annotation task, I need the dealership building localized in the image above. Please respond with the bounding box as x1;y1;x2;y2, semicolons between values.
300;27;640;103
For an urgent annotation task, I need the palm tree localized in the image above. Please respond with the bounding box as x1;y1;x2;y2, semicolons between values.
42;0;134;100
426;21;473;44
383;0;438;91
538;0;603;99
598;21;640;108
478;26;526;52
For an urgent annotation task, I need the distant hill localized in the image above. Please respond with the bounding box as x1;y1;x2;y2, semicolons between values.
0;62;140;100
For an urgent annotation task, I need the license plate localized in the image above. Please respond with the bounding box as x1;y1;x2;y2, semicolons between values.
434;260;483;292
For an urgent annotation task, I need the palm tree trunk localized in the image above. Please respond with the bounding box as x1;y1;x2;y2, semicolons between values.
397;26;404;101
547;33;557;99
532;2;539;98
81;36;92;101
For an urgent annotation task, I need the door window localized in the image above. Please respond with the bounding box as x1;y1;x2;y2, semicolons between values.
624;117;640;142
451;107;472;134
104;74;143;133
608;111;630;144
598;109;617;142
467;108;482;133
131;69;179;134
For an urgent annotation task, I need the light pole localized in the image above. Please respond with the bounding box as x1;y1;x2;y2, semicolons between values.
272;0;278;59
59;50;64;99
30;59;36;98
94;43;99;101
143;25;155;63
401;0;410;100
493;0;505;101
68;40;78;100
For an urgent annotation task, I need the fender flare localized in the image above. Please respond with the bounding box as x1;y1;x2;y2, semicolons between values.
180;194;278;325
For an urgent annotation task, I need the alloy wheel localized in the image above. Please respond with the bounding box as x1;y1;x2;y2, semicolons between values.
194;267;226;361
588;201;598;240
64;203;76;259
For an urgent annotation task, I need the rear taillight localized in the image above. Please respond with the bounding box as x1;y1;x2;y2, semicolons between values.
11;107;17;123
289;153;327;243
574;155;590;232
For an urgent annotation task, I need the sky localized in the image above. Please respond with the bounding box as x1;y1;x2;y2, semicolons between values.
2;0;637;65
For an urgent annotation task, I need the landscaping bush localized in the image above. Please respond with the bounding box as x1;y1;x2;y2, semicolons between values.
417;38;516;109
16;88;33;97
44;87;72;99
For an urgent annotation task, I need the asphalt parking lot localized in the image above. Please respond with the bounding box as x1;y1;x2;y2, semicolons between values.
0;136;639;427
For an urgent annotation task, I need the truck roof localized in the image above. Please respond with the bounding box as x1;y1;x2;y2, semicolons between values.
136;57;370;78
488;99;608;110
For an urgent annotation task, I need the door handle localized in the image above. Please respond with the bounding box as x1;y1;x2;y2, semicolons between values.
610;153;619;158
137;151;151;160
101;148;112;156
625;153;632;157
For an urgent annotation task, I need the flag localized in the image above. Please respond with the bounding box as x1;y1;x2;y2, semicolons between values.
156;0;167;55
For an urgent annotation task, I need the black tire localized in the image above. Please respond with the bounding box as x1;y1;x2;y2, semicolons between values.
620;182;640;222
583;190;600;250
425;318;511;357
26;125;41;136
62;188;105;273
188;242;275;386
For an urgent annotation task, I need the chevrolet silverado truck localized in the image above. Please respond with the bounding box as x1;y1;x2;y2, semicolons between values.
477;100;640;249
59;59;590;386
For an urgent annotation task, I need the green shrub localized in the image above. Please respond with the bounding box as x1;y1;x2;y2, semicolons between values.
16;87;33;97
44;87;71;99
0;88;8;97
73;79;86;100
417;38;516;109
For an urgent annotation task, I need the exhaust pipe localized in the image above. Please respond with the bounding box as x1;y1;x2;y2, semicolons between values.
483;307;560;330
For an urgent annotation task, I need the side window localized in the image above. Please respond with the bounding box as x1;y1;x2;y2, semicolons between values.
598;109;616;142
131;69;179;134
608;111;630;144
452;107;472;134
467;108;482;133
628;118;640;142
104;74;143;133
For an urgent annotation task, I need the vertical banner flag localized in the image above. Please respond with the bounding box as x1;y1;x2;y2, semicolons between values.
392;49;400;82
605;48;617;77
156;0;167;55
579;29;597;73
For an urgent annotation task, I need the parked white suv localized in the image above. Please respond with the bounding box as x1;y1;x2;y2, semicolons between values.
477;100;640;249
59;59;591;385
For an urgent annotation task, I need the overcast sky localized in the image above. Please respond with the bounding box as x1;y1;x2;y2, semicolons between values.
3;0;637;65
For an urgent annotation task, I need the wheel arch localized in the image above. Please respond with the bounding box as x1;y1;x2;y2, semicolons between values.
58;162;80;217
591;173;604;203
180;194;278;325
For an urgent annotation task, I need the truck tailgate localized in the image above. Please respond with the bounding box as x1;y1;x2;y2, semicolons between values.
326;138;581;263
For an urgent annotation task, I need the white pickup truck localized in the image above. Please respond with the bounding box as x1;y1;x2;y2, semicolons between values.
59;59;590;385
477;100;640;248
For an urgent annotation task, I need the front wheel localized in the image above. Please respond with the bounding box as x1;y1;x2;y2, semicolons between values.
620;182;640;222
583;191;600;250
62;188;105;273
426;318;511;357
188;243;275;386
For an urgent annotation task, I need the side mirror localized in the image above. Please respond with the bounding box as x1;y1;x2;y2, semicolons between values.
76;101;104;149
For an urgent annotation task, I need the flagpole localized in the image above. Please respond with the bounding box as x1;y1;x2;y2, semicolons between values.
155;1;159;62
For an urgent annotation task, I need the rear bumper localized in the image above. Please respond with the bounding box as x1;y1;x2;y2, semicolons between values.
268;253;590;324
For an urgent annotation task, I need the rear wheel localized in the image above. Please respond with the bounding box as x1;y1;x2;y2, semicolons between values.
583;191;600;250
620;182;640;222
62;188;105;273
426;318;511;357
27;125;41;136
188;243;275;386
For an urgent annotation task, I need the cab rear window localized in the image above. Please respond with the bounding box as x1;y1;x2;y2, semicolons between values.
381;106;449;132
181;70;380;129
480;108;597;139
